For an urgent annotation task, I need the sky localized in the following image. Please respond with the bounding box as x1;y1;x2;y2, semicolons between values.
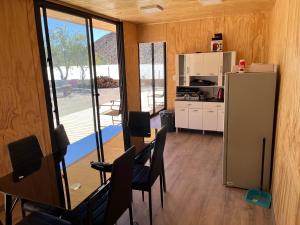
47;18;110;41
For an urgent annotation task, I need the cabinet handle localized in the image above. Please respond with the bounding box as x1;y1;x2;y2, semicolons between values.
208;110;214;113
180;109;185;111
193;110;198;112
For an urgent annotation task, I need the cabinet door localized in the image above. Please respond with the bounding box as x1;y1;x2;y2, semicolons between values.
217;109;225;132
202;52;223;75
186;54;203;76
188;108;203;130
203;109;218;131
175;107;189;128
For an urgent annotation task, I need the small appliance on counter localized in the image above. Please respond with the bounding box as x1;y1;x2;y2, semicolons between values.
176;86;201;101
217;88;224;101
190;78;216;87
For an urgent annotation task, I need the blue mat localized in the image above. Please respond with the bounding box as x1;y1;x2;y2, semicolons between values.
65;125;123;167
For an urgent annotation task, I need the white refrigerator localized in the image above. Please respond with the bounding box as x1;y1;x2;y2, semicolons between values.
223;72;277;191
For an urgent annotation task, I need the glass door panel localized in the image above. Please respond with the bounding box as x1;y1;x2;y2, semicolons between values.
154;43;166;113
42;9;101;207
139;42;166;115
91;18;124;163
139;43;154;114
45;9;96;146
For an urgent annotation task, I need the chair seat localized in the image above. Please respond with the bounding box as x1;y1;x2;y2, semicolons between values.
102;109;120;116
132;165;151;191
23;201;62;216
16;212;71;225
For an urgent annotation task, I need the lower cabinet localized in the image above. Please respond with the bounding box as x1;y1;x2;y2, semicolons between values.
203;109;218;131
175;101;224;132
217;109;225;132
188;108;203;130
175;107;189;128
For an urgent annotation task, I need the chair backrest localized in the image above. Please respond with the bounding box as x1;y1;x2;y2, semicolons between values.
103;146;135;225
8;135;43;181
53;124;70;163
149;127;167;185
128;111;151;137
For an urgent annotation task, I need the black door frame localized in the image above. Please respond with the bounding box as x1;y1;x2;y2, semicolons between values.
33;0;128;206
138;42;167;117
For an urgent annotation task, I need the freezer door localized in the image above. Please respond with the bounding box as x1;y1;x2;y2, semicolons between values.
224;73;276;190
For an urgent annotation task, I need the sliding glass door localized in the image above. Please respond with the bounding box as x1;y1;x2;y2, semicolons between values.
139;42;166;115
37;2;126;191
43;9;97;147
153;43;166;113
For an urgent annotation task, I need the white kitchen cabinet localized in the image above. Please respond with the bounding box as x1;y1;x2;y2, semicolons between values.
175;107;189;129
175;101;224;132
188;108;203;130
201;52;222;75
186;54;203;76
217;109;225;132
203;109;218;131
176;51;236;86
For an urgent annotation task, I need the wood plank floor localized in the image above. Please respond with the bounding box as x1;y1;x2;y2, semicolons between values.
119;131;272;225
0;130;273;225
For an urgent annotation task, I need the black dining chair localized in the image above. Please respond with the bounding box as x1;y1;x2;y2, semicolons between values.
132;127;167;225
15;212;71;225
21;125;71;215
128;111;151;137
64;146;135;225
128;112;167;194
8;135;43;182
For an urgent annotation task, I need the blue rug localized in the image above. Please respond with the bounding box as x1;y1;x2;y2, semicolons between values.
65;125;123;167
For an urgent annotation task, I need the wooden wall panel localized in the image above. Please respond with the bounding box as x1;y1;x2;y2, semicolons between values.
123;22;140;112
268;0;300;224
138;12;269;109
0;0;52;208
137;24;166;43
123;22;144;151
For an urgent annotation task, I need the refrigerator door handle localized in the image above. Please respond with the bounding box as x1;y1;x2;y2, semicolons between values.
260;137;266;191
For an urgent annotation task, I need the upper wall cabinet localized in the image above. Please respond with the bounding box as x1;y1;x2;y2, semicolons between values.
176;51;236;86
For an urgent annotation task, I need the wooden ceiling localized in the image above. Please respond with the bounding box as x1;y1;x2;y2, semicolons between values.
55;0;275;24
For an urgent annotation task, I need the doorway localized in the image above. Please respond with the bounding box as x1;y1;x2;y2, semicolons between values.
36;2;126;184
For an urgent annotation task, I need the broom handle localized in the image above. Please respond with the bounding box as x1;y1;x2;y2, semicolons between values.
260;138;266;191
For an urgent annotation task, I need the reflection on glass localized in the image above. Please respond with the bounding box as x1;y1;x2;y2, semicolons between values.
139;43;154;114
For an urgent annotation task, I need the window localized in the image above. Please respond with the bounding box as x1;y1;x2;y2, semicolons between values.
139;42;166;115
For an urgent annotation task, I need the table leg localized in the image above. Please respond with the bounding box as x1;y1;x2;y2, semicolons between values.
4;194;12;225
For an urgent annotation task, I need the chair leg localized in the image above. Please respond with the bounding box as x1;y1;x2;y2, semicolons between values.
149;190;152;225
129;205;134;225
162;159;166;192
21;200;26;218
142;191;144;202
159;174;164;208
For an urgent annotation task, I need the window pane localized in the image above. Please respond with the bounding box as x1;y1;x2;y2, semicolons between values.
154;43;165;113
139;43;154;114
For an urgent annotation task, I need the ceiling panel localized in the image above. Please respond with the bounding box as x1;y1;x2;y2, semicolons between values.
54;0;274;24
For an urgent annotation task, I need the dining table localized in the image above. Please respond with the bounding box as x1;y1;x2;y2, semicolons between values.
0;128;159;225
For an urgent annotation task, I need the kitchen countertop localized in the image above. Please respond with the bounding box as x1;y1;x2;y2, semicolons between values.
175;98;224;103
